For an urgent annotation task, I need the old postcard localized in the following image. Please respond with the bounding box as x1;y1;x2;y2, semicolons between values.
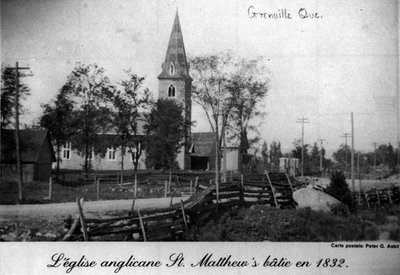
1;0;399;274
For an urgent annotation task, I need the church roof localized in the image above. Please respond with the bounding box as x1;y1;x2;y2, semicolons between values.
158;11;191;80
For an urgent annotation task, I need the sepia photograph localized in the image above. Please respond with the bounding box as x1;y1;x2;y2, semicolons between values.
1;0;400;273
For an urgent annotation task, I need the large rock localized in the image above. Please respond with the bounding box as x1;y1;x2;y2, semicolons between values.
293;187;340;212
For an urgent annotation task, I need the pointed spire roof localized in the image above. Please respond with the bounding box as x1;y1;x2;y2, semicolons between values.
158;11;191;80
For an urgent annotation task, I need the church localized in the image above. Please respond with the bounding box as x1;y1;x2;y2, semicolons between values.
56;11;239;172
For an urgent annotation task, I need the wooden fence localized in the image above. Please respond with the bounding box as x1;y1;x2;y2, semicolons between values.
62;172;305;241
63;199;189;241
351;186;400;208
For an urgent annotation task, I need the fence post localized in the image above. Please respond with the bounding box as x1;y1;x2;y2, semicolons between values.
48;177;52;200
364;191;370;209
387;190;393;204
190;180;193;196
62;215;79;241
96;178;100;201
180;200;188;232
240;174;244;206
216;178;219;202
131;198;136;213
134;173;138;198
284;173;294;194
265;171;279;208
164;181;168;198
195;176;199;190
76;197;89;241
375;190;381;205
137;208;147;241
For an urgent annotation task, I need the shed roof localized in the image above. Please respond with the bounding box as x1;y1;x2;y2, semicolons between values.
191;132;216;157
1;129;56;164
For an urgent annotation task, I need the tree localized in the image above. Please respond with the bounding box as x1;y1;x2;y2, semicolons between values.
292;139;311;173
269;141;282;171
227;57;269;172
333;144;352;174
326;171;355;211
39;85;75;179
145;99;190;177
110;70;152;184
190;53;234;179
309;142;321;172
65;63;114;173
1;66;30;129
261;141;268;166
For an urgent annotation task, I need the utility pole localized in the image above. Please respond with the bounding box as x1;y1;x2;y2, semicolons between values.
317;138;325;177
397;78;400;177
6;62;32;202
340;133;351;176
357;152;360;179
372;142;377;179
296;117;309;178
351;112;355;191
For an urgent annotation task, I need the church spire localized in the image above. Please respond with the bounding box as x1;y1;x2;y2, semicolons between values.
158;11;190;79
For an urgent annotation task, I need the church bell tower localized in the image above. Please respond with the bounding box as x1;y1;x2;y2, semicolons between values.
158;11;192;170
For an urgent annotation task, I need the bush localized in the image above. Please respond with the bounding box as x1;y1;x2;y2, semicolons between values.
188;205;371;242
325;171;356;211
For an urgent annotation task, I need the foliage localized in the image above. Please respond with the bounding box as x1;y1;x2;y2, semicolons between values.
40;85;75;179
189;205;389;242
268;141;282;170
64;63;114;172
261;141;268;163
332;144;352;173
325;171;355;211
190;53;269;173
290;139;329;174
189;53;234;174
1;66;31;128
226;57;269;171
109;70;152;173
144;99;189;170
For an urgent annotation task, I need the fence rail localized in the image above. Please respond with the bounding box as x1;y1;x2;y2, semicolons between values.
62;172;306;241
351;186;400;208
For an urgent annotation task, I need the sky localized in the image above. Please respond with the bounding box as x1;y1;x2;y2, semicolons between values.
1;0;399;157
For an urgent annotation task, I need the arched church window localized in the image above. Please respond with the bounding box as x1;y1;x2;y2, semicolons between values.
168;84;176;97
169;62;175;75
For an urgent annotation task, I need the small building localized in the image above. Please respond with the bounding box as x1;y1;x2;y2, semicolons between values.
190;132;240;171
190;132;216;170
1;129;56;182
279;157;299;176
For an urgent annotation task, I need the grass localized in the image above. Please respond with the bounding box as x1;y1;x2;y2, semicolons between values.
0;180;186;204
186;204;400;242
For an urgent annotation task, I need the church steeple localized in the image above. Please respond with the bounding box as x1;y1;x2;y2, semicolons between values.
157;10;192;170
158;11;191;79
